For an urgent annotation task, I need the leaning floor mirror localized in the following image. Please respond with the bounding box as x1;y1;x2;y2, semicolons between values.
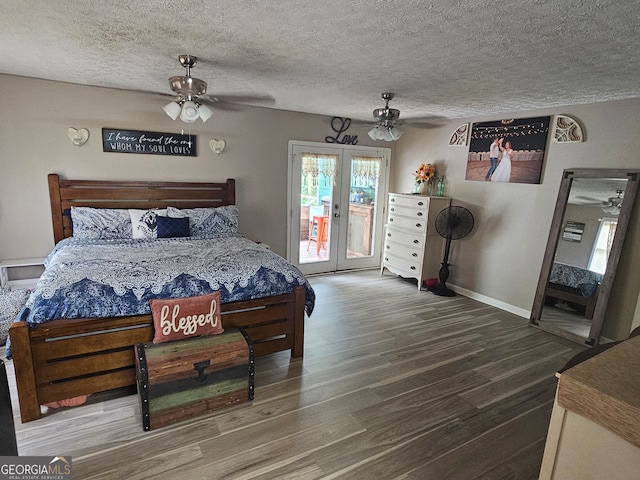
530;168;639;345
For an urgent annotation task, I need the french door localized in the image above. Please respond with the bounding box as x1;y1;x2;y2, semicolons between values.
287;141;390;275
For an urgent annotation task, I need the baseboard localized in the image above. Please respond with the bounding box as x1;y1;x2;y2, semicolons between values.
448;283;531;319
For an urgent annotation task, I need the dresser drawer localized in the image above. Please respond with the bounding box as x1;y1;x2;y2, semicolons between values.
384;240;422;261
388;203;428;220
383;251;421;274
387;212;428;233
388;194;430;209
384;228;425;249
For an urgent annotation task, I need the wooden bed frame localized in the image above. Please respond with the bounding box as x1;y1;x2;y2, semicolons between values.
545;284;599;320
9;174;306;423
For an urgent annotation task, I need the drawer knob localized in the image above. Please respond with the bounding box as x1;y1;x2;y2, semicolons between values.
417;212;423;216
390;218;394;222
387;233;391;237
384;257;389;261
386;245;390;249
390;207;395;211
410;266;416;270
390;198;395;202
416;223;422;228
413;239;419;244
418;201;424;206
412;253;418;257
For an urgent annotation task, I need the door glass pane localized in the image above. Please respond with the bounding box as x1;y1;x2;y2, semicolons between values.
299;152;337;264
346;156;381;259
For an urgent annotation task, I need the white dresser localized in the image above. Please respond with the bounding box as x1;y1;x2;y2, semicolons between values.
380;193;451;290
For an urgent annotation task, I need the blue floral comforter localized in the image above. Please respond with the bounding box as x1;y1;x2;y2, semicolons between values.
15;235;315;327
549;262;602;297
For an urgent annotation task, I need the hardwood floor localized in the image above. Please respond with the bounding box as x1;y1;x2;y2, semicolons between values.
4;270;585;479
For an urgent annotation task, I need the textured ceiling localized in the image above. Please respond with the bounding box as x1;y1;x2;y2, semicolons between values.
1;0;640;123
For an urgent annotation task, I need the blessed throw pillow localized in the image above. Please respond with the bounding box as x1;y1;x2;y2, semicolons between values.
156;215;190;238
129;209;167;239
150;292;223;344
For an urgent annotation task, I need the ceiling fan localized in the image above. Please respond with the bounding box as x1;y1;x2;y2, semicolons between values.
602;189;624;215
163;55;214;123
366;93;446;141
368;92;404;141
162;55;275;123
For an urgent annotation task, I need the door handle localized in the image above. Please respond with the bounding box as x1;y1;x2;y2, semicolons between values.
334;213;340;218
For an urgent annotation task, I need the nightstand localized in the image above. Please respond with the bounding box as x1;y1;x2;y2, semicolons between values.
0;257;46;289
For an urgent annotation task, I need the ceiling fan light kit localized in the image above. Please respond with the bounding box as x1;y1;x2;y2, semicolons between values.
197;103;214;122
368;124;404;141
163;101;182;120
179;101;200;123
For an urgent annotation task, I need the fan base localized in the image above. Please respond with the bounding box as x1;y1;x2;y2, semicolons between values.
427;284;456;297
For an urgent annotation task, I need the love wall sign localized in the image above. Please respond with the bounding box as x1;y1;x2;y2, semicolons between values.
102;128;197;156
325;117;358;145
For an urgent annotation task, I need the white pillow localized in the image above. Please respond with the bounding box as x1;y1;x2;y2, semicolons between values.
128;209;167;239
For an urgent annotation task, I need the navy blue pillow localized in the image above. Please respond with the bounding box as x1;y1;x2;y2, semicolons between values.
157;216;190;238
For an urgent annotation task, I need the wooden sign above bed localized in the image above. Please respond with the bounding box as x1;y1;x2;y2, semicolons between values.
102;128;197;157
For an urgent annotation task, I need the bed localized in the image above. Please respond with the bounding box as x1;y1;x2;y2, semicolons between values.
545;262;602;319
9;174;314;423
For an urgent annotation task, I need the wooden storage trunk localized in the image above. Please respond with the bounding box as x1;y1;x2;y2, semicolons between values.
135;328;254;431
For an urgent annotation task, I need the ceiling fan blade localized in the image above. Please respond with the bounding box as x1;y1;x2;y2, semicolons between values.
398;115;449;129
352;116;449;130
155;92;275;112
199;94;276;110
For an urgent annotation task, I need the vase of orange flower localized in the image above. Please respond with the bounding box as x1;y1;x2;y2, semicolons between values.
413;163;436;195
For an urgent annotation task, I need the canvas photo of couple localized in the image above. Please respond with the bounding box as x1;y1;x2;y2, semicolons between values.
465;116;551;184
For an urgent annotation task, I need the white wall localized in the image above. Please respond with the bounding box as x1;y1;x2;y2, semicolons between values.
1;73;638;340
392;99;640;340
0;74;380;260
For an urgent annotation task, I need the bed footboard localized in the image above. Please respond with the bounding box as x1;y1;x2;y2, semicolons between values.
10;315;154;423
9;286;306;423
546;284;599;320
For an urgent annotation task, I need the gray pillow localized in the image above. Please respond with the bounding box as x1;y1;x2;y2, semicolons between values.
71;207;132;239
167;206;239;237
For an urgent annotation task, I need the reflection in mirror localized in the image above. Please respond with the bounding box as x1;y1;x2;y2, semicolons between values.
530;169;640;345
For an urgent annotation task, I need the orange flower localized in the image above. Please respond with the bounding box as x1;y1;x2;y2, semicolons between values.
413;163;436;183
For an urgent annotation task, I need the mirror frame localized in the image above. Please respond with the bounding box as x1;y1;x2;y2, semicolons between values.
530;168;640;345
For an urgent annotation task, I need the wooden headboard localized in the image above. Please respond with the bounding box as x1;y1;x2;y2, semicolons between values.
48;173;236;243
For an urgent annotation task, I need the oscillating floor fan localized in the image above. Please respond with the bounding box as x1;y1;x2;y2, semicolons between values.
428;206;475;297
